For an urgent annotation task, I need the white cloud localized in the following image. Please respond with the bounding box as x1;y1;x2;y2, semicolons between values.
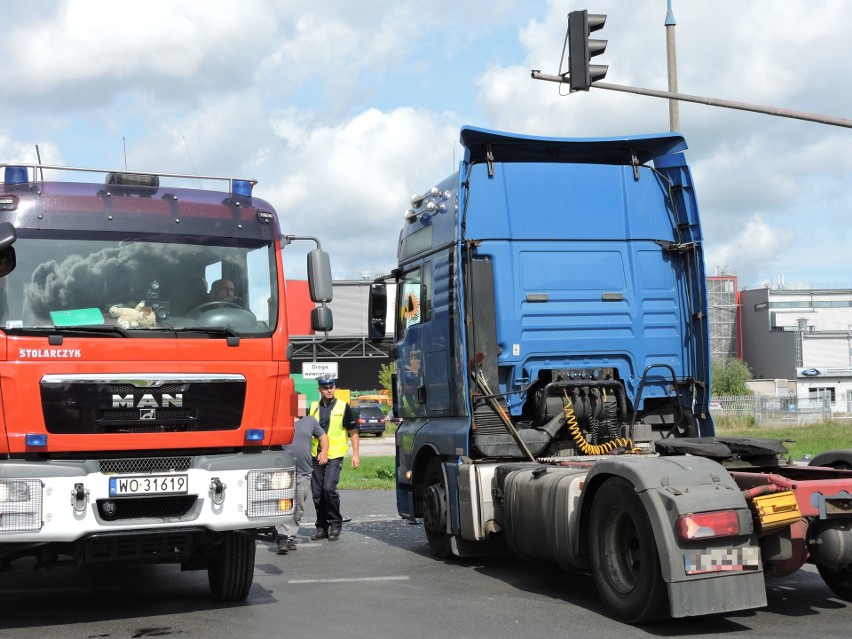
262;106;459;279
1;0;850;288
1;1;274;104
705;215;795;286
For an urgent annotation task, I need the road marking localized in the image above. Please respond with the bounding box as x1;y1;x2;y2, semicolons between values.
288;575;410;584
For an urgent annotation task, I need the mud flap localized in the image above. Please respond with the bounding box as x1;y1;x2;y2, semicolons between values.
668;571;767;618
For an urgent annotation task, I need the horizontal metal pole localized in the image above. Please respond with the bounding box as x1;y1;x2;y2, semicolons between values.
530;71;852;129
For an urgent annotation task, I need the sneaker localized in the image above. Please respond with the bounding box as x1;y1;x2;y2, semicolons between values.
276;540;289;555
310;529;328;541
328;527;341;541
283;537;297;551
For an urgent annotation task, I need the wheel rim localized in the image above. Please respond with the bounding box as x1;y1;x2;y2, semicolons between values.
423;482;447;533
601;506;641;593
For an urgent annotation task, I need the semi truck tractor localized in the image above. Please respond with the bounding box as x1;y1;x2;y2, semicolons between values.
368;126;852;623
0;162;333;601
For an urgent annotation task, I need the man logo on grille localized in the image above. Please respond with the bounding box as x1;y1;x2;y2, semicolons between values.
140;408;157;420
112;393;183;408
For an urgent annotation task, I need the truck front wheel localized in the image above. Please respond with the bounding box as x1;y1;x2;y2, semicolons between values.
589;477;669;624
207;531;256;602
817;564;852;601
421;458;452;558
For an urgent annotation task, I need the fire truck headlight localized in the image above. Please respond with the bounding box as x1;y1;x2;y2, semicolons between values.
252;469;293;491
0;480;31;503
0;479;42;533
247;469;295;519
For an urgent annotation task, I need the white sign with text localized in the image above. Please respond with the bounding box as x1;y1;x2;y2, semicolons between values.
302;361;339;379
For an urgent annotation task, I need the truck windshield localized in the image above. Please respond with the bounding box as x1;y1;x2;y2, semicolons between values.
0;233;277;336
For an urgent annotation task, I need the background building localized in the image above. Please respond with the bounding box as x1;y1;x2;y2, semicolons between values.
740;283;852;413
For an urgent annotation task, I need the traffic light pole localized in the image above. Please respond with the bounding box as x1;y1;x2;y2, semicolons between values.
530;71;852;130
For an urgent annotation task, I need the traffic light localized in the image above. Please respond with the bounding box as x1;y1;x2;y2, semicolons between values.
567;10;608;92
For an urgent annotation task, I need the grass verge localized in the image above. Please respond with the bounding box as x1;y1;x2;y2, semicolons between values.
340;455;395;490
714;419;852;460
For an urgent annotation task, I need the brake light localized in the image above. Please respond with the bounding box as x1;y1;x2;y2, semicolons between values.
357;418;366;425
677;510;740;540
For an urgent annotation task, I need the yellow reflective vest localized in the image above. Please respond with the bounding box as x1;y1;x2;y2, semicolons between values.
309;399;349;459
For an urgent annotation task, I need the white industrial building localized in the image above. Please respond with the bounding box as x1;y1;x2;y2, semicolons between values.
740;284;852;414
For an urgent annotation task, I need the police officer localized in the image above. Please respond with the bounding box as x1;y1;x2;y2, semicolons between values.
309;376;360;540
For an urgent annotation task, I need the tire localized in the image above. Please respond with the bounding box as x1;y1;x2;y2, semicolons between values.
207;531;256;602
421;458;452;558
589;477;670;624
817;564;852;601
375;431;384;438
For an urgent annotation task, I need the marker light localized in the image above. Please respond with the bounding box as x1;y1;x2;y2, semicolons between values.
245;429;265;441
0;195;18;211
25;434;47;447
232;180;253;197
4;166;28;185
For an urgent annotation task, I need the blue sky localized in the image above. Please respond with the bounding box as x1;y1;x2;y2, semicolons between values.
2;0;850;289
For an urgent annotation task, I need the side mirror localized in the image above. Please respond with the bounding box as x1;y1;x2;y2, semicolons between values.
307;249;333;303
0;222;17;278
311;304;333;332
367;282;387;341
0;246;15;278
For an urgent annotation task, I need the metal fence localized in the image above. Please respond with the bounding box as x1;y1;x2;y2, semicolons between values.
710;394;833;426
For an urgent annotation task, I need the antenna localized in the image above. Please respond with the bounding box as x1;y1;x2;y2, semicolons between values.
123;136;128;170
35;144;44;180
183;136;203;187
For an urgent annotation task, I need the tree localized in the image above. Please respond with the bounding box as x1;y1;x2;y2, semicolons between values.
378;362;393;396
711;358;753;396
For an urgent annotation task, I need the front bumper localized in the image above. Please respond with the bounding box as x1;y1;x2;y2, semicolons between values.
0;451;296;545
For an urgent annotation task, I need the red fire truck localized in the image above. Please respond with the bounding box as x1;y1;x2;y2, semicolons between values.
0;162;333;601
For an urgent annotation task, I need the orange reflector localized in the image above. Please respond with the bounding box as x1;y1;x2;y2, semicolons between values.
677;510;740;540
278;498;293;512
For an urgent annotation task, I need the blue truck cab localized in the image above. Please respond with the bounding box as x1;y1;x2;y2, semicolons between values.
374;125;712;503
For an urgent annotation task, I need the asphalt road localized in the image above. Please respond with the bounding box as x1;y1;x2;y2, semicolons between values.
1;490;849;639
355;432;395;456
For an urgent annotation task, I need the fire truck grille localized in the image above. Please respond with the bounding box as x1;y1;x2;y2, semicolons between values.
107;424;191;434
102;409;193;421
99;457;192;474
109;383;186;395
40;377;245;433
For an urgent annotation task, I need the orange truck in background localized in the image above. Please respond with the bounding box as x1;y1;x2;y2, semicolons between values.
0;163;334;601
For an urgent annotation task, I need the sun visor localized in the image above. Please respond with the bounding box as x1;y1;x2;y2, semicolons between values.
460;126;687;168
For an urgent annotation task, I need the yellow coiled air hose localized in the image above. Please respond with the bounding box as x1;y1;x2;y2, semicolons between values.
563;390;634;455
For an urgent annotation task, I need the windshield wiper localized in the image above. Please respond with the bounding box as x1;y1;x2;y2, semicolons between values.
5;325;131;338
154;326;241;340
